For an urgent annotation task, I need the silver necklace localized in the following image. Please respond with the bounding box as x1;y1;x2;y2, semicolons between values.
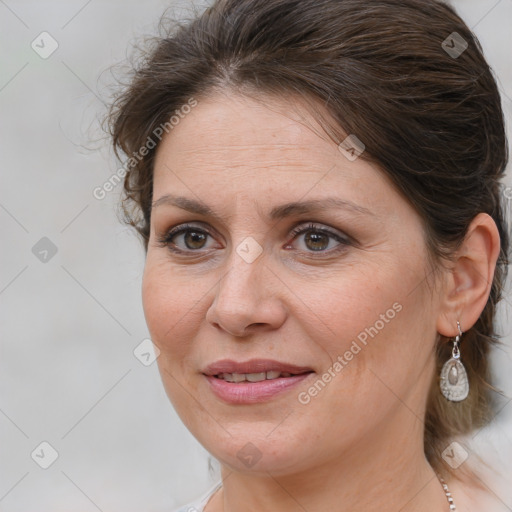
438;475;456;510
208;475;457;510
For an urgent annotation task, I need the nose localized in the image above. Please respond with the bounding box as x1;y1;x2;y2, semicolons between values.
205;248;287;337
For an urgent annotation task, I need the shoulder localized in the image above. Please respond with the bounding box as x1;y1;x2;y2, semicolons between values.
449;477;510;512
171;481;222;512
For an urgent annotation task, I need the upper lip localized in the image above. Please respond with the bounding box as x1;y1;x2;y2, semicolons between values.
202;359;314;376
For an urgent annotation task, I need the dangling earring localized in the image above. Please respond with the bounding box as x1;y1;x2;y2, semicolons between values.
440;321;469;402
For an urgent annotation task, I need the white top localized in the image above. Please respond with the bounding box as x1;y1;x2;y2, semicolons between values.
172;481;222;512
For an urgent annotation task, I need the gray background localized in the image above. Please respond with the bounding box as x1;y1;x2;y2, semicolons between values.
1;1;511;510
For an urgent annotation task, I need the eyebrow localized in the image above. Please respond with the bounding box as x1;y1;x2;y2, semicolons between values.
151;194;374;221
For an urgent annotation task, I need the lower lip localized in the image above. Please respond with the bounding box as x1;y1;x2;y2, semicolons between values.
204;373;314;404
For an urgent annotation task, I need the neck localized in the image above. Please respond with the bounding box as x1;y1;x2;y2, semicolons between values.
216;413;451;512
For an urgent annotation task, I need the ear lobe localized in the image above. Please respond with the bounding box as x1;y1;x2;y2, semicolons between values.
436;212;501;337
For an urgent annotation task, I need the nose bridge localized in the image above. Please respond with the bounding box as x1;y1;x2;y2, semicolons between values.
219;191;267;296
219;237;265;304
206;236;285;335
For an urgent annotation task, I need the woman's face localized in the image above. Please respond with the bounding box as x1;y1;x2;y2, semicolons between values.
143;91;442;475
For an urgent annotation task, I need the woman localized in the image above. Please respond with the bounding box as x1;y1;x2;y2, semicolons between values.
107;0;510;510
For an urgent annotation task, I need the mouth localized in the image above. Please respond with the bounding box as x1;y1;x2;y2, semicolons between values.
213;370;311;383
202;359;315;404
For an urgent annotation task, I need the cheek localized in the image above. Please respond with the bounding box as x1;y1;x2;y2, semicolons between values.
141;256;206;361
293;261;410;352
297;267;435;430
294;256;435;389
141;257;210;418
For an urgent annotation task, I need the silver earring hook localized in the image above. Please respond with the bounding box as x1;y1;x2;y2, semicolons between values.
452;320;462;359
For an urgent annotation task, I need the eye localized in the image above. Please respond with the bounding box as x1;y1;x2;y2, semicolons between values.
156;223;219;253
286;222;350;254
156;221;351;256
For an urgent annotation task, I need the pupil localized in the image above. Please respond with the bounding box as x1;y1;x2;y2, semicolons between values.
305;231;328;251
185;231;206;249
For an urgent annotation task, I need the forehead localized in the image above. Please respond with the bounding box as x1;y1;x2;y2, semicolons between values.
155;92;337;169
158;92;357;171
151;91;397;218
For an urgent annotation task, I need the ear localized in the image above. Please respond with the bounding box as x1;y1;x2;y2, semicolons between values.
437;213;501;337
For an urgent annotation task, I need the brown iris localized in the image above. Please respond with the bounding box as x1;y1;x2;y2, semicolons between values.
304;231;329;251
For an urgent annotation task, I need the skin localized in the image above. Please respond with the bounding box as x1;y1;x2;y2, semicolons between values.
142;90;500;512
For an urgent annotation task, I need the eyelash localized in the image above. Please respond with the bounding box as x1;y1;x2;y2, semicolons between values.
288;223;350;254
156;222;351;256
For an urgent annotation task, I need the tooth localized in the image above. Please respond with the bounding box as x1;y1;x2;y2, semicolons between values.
266;371;281;380
232;373;247;383
223;373;235;382
281;372;292;378
246;372;267;382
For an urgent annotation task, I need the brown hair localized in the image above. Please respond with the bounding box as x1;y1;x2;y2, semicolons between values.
107;0;509;478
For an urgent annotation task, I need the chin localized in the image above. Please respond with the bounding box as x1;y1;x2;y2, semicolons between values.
188;422;320;476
